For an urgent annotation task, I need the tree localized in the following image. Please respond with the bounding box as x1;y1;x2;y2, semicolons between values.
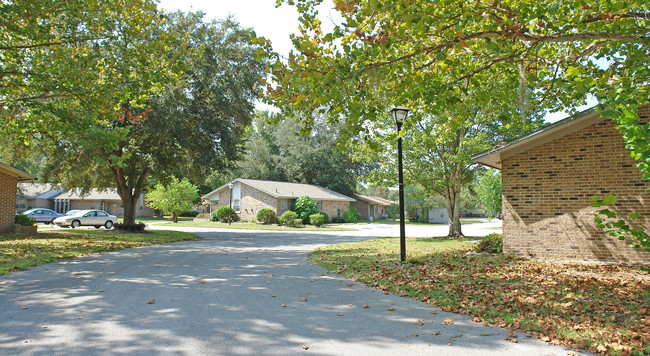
292;196;320;224
2;10;269;225
236;111;367;196
146;177;199;223
475;169;502;219
269;0;649;180
351;80;540;236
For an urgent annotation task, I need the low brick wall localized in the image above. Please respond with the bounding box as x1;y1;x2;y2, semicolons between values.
501;109;650;264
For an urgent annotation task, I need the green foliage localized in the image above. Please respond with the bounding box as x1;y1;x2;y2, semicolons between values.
475;233;503;253
179;211;200;217
343;207;362;223
145;177;199;223
278;211;299;227
309;213;326;227
388;204;400;219
235;111;365;197
592;195;649;252
256;208;277;224
113;223;147;232
195;213;211;220
15;215;36;226
319;212;330;224
475;170;502;219
212;206;237;223
1;10;270;225
291;196;320;224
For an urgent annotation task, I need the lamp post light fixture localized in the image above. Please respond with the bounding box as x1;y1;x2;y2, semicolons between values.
391;106;410;263
228;182;234;225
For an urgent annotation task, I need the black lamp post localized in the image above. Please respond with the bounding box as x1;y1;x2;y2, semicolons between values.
391;106;410;263
228;182;234;225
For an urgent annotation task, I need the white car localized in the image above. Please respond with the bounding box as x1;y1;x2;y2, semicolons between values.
54;209;117;229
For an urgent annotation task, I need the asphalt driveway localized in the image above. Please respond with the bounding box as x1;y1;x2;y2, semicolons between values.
0;227;586;355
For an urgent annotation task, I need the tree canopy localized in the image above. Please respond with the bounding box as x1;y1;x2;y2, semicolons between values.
268;0;649;178
2;7;270;225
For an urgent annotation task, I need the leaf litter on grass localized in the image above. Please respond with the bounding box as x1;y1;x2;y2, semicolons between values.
309;236;650;355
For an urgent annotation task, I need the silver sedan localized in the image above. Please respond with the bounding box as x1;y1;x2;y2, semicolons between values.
53;210;117;229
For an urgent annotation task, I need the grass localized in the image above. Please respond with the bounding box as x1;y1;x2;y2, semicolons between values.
172;221;356;231
309;237;650;355
0;229;197;275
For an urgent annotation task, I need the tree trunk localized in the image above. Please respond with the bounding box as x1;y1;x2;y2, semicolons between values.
444;187;464;238
121;195;139;226
111;165;148;227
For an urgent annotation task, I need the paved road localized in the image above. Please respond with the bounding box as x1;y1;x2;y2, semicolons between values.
0;224;587;355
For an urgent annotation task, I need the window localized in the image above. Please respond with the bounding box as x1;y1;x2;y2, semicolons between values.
316;200;323;210
99;201;104;210
233;199;241;213
97;211;108;217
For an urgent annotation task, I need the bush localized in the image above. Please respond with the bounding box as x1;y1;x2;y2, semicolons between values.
309;213;326;227
278;211;299;227
320;212;329;224
179;210;200;217
195;213;211;220
15;214;36;226
257;208;277;224
212;206;237;222
343;207;362;223
475;233;503;253
330;215;345;224
292;196;320;224
114;223;147;232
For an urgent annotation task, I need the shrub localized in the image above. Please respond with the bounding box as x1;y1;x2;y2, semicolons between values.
343;207;362;223
475;233;503;253
114;223;147;232
212;206;237;222
320;212;329;224
15;214;36;226
257;208;277;224
278;211;299;227
195;212;211;220
309;213;326;227
330;215;345;224
179;210;200;217
292;196;320;224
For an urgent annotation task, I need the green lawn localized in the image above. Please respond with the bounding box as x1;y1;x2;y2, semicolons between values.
309;237;650;355
172;221;356;231
0;229;197;275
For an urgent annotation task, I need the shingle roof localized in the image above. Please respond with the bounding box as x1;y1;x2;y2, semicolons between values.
472;107;601;169
56;188;122;201
17;182;64;199
202;178;356;202
354;194;394;206
0;162;36;182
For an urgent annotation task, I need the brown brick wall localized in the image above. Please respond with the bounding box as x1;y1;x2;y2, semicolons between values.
322;201;351;220
501;110;650;263
0;171;18;232
240;185;278;220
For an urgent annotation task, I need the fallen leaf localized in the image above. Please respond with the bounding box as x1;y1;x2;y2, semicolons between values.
271;295;277;297
387;307;395;311
448;343;453;346
306;292;311;294
472;317;482;322
199;280;206;284
431;331;441;335
266;282;271;284
482;321;489;327
508;330;518;338
412;333;419;337
402;335;408;338
415;320;424;325
443;319;454;325
302;345;309;350
215;275;219;277
21;307;28;310
147;299;155;304
42;326;48;329
430;310;437;314
281;304;287;307
301;298;308;302
23;340;30;343
362;304;369;308
347;304;353;307
97;289;104;293
347;283;354;286
337;313;344;316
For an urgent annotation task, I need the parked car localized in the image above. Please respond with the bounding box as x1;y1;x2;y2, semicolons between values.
53;209;117;229
20;208;63;224
65;210;82;216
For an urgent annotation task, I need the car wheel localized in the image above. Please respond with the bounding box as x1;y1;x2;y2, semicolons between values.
105;221;114;229
71;220;81;229
94;226;100;229
50;219;56;225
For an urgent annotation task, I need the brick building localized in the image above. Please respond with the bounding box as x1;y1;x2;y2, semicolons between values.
202;179;356;221
0;163;36;232
473;106;650;263
350;194;392;221
54;189;154;218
